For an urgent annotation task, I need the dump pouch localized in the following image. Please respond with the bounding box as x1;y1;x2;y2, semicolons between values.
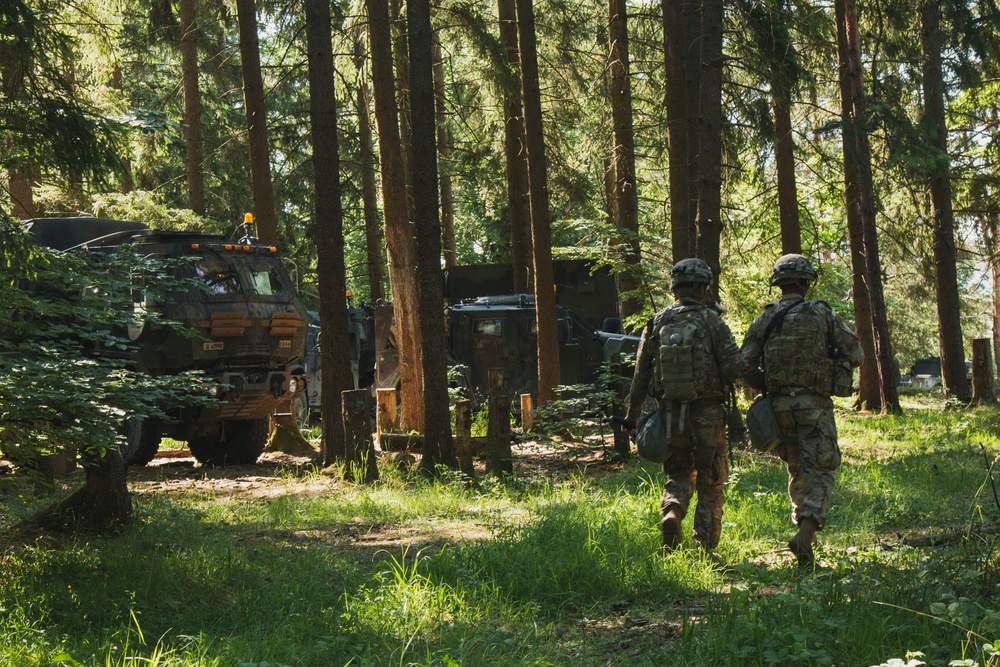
745;395;782;453
635;409;669;462
831;357;854;397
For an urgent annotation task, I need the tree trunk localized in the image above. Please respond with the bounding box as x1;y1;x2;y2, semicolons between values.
8;168;36;219
662;0;695;261
432;35;457;268
390;0;415;219
368;0;425;432
921;0;970;402
33;448;131;533
179;0;205;216
342;389;379;482
236;0;277;245
408;0;457;471
774;99;801;254
694;0;724;291
354;37;386;303
971;338;996;405
515;0;561;405
837;0;901;413
486;369;513;476
499;0;533;293
608;0;642;321
305;0;353;465
986;217;1000;379
454;398;476;480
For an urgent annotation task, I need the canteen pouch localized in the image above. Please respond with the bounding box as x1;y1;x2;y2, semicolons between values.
635;409;669;463
745;395;782;453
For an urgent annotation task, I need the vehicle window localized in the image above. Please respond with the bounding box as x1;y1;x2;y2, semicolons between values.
474;319;503;338
524;318;537;337
250;267;285;296
195;260;241;294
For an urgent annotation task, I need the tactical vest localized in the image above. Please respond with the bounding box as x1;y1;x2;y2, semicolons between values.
651;306;720;401
763;301;834;395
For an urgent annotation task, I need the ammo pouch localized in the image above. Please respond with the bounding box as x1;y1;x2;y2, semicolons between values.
831;357;854;397
745;395;782;453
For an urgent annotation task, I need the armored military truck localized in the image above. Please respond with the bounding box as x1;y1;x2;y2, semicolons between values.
372;295;639;414
24;216;308;467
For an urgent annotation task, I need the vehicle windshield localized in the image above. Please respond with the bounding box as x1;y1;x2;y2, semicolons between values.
195;260;241;294
248;260;287;296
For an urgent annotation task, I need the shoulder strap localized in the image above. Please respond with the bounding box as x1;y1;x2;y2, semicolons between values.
762;300;805;343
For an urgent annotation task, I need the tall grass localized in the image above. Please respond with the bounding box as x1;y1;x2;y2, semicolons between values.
1;396;998;666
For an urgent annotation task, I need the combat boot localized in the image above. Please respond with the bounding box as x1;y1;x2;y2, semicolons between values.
661;507;685;550
788;517;819;567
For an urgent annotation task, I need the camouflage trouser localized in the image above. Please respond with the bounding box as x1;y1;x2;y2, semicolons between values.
660;399;728;549
773;399;840;529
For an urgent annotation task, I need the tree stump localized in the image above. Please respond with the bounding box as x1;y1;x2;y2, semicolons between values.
376;387;398;436
454;398;476;480
972;338;997;405
520;393;534;432
486;369;513;476
343;389;378;482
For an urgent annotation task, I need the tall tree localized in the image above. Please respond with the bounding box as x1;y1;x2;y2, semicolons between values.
179;0;205;216
367;0;425;431
432;35;457;268
515;0;560;405
921;0;969;402
608;0;642;321
498;0;533;292
694;0;725;286
305;0;355;468
236;0;277;245
354;37;386;303
837;0;901;413
662;0;697;261
409;0;456;471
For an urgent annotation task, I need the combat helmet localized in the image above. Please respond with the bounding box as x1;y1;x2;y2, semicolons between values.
769;254;818;286
670;258;713;289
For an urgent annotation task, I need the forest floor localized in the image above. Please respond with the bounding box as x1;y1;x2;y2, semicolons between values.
2;393;1000;666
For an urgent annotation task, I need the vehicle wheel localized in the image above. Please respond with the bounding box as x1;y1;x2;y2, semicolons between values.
122;417;162;467
293;392;311;432
188;418;269;467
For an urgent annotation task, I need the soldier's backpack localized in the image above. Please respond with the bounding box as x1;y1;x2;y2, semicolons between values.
763;301;834;395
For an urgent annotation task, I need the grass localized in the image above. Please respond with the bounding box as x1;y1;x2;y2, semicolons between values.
1;394;999;666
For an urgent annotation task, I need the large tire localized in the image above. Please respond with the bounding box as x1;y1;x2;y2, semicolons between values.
122;417;162;467
293;392;311;432
188;418;269;467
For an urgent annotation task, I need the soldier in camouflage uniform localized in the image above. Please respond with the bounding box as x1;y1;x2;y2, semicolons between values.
739;254;864;566
625;258;740;551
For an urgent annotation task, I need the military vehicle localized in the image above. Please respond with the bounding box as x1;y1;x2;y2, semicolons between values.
24;216;309;467
444;259;624;331
371;294;639;414
292;302;375;425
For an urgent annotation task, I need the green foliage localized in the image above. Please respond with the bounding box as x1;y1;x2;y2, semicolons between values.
0;220;208;464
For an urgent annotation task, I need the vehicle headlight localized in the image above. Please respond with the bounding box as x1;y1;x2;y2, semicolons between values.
208;385;220;398
288;378;299;393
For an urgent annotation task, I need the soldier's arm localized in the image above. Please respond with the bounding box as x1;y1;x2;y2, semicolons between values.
708;312;741;384
625;320;655;424
739;318;767;392
829;311;865;368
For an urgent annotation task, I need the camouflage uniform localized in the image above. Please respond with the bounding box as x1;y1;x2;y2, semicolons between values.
739;276;864;532
626;260;740;549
